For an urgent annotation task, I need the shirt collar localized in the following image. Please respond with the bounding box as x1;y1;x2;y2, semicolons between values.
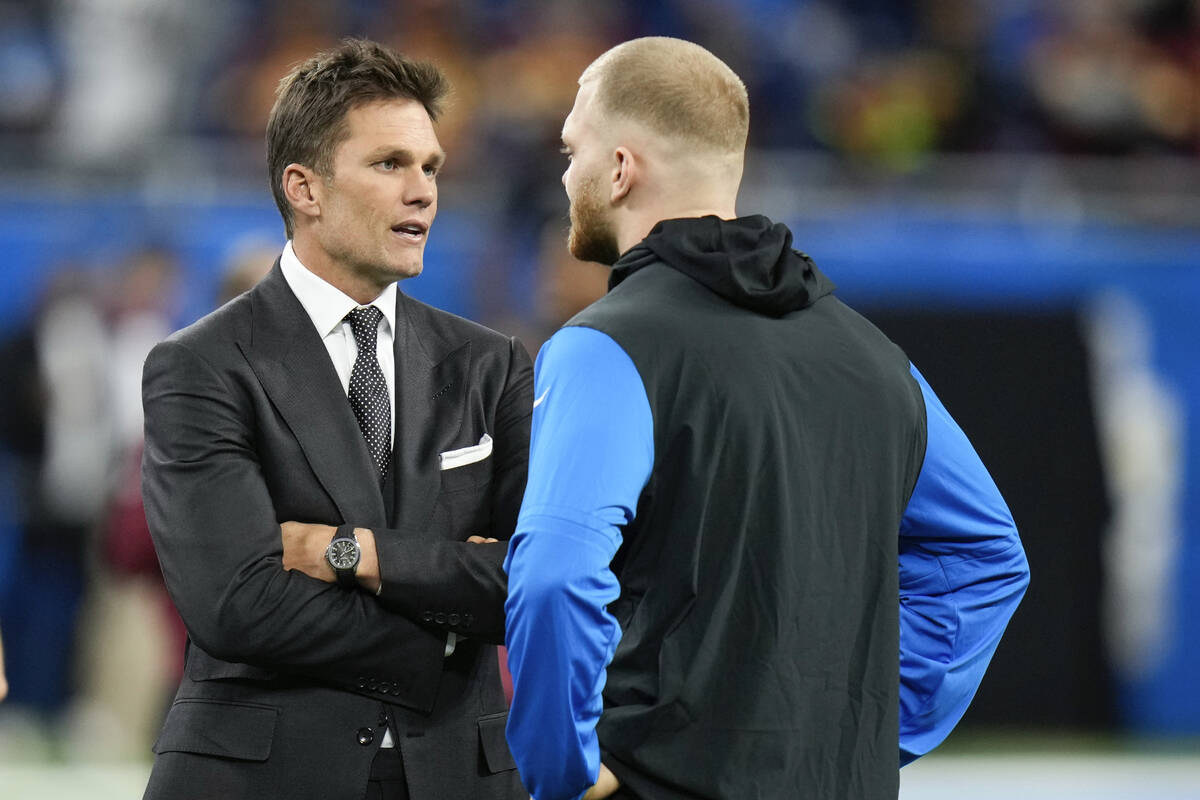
280;241;397;339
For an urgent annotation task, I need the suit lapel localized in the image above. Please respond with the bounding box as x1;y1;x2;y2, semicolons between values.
390;291;472;532
239;264;387;527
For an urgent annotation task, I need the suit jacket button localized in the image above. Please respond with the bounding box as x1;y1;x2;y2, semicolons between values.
434;612;447;624
448;613;461;626
357;727;374;746
421;611;433;622
357;677;367;689
368;679;378;691
463;613;474;627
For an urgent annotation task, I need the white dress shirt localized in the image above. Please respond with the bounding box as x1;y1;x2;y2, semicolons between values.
280;241;396;446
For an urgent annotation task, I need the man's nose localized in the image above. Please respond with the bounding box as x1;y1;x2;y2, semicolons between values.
405;171;435;207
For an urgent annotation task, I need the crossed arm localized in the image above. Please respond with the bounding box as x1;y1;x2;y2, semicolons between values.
280;524;498;592
280;335;535;638
142;336;531;697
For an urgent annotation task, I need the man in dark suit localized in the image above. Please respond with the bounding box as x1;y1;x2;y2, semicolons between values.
141;39;530;799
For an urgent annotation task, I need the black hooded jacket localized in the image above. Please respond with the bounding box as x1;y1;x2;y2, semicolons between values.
567;215;927;799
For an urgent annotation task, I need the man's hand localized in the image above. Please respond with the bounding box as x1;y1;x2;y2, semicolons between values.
281;522;381;593
466;535;498;544
582;764;620;800
281;521;337;581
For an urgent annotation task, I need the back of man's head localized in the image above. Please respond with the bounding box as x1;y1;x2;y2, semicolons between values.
266;38;449;238
580;37;749;156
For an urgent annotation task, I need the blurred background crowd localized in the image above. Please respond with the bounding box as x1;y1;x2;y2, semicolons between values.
0;0;1198;791
4;0;1200;163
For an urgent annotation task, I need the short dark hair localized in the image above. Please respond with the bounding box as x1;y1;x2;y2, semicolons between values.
266;38;450;237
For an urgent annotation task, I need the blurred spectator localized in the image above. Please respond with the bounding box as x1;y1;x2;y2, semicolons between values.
375;0;488;167
810;47;969;170
217;236;280;304
100;244;269;715
103;248;179;452
0;246;180;759
470;7;614;321
486;218;609;356
0;268;109;732
203;0;342;137
49;0;236;170
1084;291;1184;681
0;1;58;137
1027;0;1198;154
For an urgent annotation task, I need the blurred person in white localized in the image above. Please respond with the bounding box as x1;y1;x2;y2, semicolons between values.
49;0;236;169
83;250;180;757
1084;292;1184;683
90;245;243;758
0;269;109;744
13;248;183;763
105;247;179;453
503;37;1030;800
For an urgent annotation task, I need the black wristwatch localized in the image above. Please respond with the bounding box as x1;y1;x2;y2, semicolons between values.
325;525;361;589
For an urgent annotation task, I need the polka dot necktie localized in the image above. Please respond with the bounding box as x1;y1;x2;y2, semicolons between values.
346;306;391;481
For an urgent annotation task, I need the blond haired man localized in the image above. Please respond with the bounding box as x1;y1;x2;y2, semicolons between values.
503;37;1028;799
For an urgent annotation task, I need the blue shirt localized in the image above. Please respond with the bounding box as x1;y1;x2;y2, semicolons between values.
504;326;1029;800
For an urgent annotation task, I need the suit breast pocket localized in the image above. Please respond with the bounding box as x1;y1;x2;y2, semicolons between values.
439;434;493;494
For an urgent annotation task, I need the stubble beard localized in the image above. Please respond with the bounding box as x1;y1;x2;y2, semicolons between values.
567;176;621;267
320;178;426;296
320;215;425;299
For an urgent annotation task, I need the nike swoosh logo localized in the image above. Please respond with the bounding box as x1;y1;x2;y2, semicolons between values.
533;388;549;409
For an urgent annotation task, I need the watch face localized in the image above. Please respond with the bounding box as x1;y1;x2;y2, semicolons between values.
327;539;360;570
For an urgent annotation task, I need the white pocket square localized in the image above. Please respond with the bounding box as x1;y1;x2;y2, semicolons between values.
439;434;493;471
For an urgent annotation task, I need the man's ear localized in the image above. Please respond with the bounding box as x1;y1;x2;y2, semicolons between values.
610;146;635;204
283;163;323;223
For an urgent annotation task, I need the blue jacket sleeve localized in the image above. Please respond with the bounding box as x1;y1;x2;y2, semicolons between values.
503;326;654;800
898;364;1030;765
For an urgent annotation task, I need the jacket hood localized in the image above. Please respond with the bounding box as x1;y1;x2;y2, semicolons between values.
610;215;835;316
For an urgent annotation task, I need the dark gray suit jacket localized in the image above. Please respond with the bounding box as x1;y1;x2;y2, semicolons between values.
141;264;531;799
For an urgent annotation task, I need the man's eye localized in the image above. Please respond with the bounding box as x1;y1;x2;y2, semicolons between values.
423;165;438;177
378;159;396;171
